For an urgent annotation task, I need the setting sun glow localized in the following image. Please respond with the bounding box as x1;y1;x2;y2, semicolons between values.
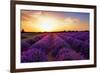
39;24;54;32
38;16;59;32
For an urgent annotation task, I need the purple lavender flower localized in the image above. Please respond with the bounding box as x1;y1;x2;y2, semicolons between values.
21;48;48;63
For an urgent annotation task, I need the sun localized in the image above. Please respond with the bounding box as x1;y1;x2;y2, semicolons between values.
38;16;58;32
40;23;54;32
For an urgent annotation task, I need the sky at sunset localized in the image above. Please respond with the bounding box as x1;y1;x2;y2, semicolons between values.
21;10;90;32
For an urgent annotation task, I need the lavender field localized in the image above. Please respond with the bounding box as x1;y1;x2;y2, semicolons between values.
21;31;89;63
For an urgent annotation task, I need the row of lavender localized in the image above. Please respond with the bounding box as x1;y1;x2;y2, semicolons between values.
21;31;89;63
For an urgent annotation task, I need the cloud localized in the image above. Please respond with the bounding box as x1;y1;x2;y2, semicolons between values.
64;17;81;25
